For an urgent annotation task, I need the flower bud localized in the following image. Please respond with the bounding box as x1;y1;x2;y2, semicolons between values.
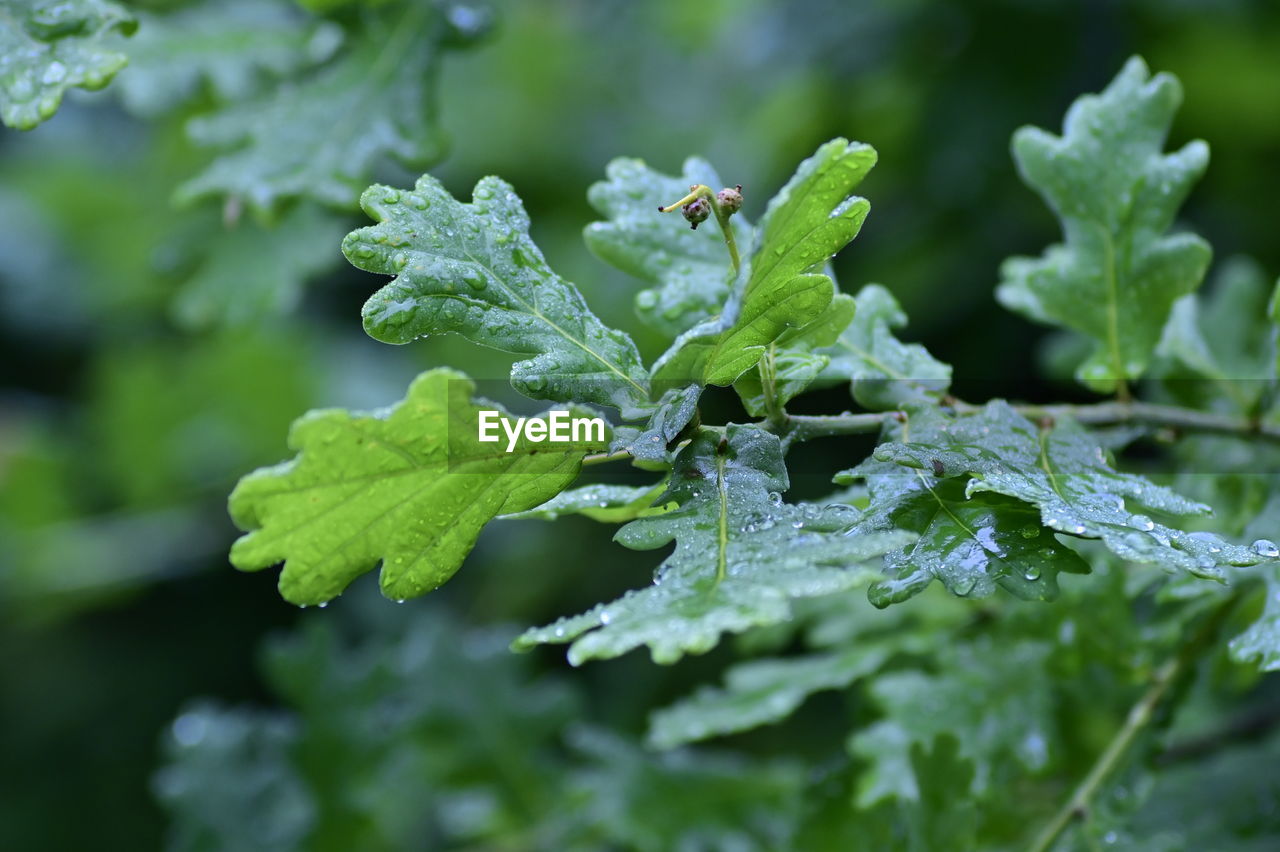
682;197;711;229
716;185;743;215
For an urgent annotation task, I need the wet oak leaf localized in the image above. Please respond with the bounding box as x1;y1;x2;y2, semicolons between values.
514;424;912;665
229;369;600;606
176;3;450;212
652;138;876;388
0;0;136;129
870;401;1271;583
822;284;951;411
347;174;653;418
584;156;754;337
997;57;1212;392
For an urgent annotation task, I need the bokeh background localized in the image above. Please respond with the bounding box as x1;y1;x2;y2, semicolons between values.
3;0;1280;847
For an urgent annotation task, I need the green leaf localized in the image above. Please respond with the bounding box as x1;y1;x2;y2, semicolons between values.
172;203;347;329
838;447;1090;607
229;368;601;605
849;638;1056;805
794;739;979;852
652;138;876;387
347;175;654;418
160;601;579;851
734;348;830;418
584;156;753;337
514;424;913;664
176;3;449;212
871;401;1269;582
732;292;855;417
998;57;1212;392
1157;256;1278;416
113;0;342;117
608;383;702;463
647;643;894;748
503;482;671;523
823;284;952;410
1228;493;1280;672
154;703;314;851
564;727;804;852
0;0;136;129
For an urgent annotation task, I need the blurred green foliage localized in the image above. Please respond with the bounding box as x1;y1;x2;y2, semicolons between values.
3;0;1280;849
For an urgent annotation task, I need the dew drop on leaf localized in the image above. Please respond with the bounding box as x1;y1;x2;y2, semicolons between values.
1251;539;1280;558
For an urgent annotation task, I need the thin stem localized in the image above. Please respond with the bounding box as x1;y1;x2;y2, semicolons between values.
710;194;741;274
658;184;741;274
775;400;1280;445
1026;597;1238;852
758;343;786;428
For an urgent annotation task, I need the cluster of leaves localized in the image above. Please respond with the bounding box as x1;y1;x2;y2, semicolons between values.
213;56;1280;848
0;0;491;618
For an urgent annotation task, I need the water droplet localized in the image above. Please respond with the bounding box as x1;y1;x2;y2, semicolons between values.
1251;539;1279;558
1023;566;1041;581
1128;514;1155;532
41;61;66;85
767;492;783;506
463;271;487;290
598;609;612;625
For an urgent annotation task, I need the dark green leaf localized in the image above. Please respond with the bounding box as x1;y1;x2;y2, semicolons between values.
608;383;702;463
176;4;449;212
849;638;1056;804
647;643;894;748
347;175;654;418
998;57;1211;392
114;0;342;117
871;401;1269;582
564;727;803;852
839;449;1090;607
515;424;913;664
0;0;135;129
823;284;952;410
172;203;347;329
584;156;752;337
1228;492;1280;672
1157;256;1278;416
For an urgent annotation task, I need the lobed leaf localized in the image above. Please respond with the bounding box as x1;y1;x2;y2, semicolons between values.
849;638;1056;805
113;0;342;117
839;448;1090;608
1157;257;1279;416
823;284;952;410
584;156;753;337
347;174;653;418
229;369;602;605
869;401;1272;584
647;644;895;749
172;203;347;329
176;3;450;212
514;424;913;664
0;0;136;129
998;57;1212;392
652;138;876;387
